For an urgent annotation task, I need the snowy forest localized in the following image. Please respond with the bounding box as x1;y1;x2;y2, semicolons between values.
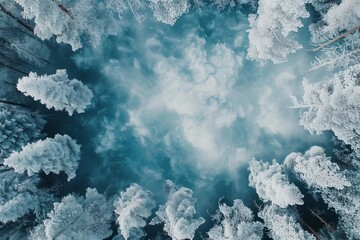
0;0;359;239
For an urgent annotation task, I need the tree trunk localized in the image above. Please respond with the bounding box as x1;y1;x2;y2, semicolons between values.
0;3;34;33
0;61;27;75
3;80;17;87
0;35;9;44
0;51;28;72
26;50;51;65
0;99;30;108
299;218;322;240
308;208;335;232
0;40;48;67
313;25;360;51
253;200;262;211
0;167;13;173
53;0;74;19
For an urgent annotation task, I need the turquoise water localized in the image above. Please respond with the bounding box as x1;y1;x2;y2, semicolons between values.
41;5;333;237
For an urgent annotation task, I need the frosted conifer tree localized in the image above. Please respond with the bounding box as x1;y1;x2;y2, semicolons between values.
150;180;205;240
149;0;190;25
114;183;156;240
0;105;45;161
248;159;304;207
0;192;38;223
0;17;50;67
207;199;263;240
312;169;360;239
4;134;81;181
0;169;38;224
320;0;360;37
105;0;146;23
308;0;360;48
0;167;53;224
17;69;93;116
310;0;338;13
210;0;256;10
285;146;351;190
0;0;34;33
247;0;309;63
29;188;113;240
259;205;316;240
285;146;359;238
310;31;360;71
14;0;118;50
291;64;360;156
10;34;50;67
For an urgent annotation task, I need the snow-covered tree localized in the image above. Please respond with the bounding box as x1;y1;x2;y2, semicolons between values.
285;146;351;190
247;0;309;63
29;188;113;240
211;0;256;10
320;0;360;38
17;69;93;116
4;134;81;181
10;34;50;67
0;222;31;240
318;169;360;239
286;145;360;238
333;137;360;168
0;11;49;68
0;105;45;161
207;199;263;240
309;0;338;14
310;31;360;71
308;0;360;46
0;0;34;33
149;0;190;25
105;0;146;23
0;192;38;224
259;204;316;240
191;0;256;10
150;180;205;240
248;159;304;208
0;168;38;224
0;13;31;76
291;64;360;156
14;0;117;50
0;167;54;224
114;183;156;240
339;213;360;240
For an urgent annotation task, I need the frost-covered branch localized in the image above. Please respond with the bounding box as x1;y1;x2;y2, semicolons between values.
150;180;205;240
17;69;93;116
114;184;156;240
248;159;304;208
4;134;81;181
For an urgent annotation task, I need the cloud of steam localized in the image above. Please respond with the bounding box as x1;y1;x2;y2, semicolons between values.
73;8;331;198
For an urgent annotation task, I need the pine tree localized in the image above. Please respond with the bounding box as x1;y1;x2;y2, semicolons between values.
291;64;360;156
114;183;156;240
0;105;45;161
259;205;316;240
4;134;81;181
15;0;118;50
17;69;93;116
150;180;205;240
0;167;54;224
285;146;351;190
207;199;264;239
149;0;190;25
247;0;309;63
248;159;304;208
30;188;113;240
